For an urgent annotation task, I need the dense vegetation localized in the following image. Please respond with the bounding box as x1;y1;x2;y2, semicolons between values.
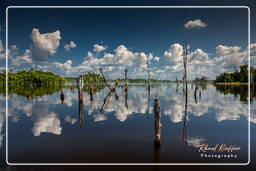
214;65;256;83
0;70;66;85
82;72;104;85
111;78;171;84
194;76;208;82
81;72;105;93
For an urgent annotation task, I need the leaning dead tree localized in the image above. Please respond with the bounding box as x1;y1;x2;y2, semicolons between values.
99;68;118;100
99;68;115;91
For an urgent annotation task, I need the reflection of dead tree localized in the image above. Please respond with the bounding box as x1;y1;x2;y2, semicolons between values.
146;86;151;116
99;68;119;100
100;90;113;113
250;68;255;100
124;90;128;109
60;89;64;104
194;86;198;104
199;89;202;100
182;83;188;143
89;86;94;101
78;75;84;127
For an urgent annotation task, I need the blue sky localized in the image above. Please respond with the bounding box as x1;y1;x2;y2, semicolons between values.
7;8;248;64
0;0;256;80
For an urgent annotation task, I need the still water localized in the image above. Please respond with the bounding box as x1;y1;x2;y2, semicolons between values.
0;84;254;164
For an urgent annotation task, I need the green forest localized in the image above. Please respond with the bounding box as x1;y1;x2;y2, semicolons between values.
214;65;256;83
0;70;66;84
1;65;255;85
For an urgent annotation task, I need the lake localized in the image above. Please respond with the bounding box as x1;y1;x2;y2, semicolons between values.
0;84;255;164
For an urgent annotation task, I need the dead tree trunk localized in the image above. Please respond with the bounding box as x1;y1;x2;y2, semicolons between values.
183;40;188;84
99;68;119;100
99;68;115;92
154;98;161;145
182;40;188;143
124;71;128;109
154;97;161;163
78;75;84;127
124;69;128;96
146;56;151;94
124;69;128;87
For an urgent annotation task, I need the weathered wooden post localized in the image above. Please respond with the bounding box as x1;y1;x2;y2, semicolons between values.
154;98;161;145
124;69;128;89
123;69;129;108
78;75;84;127
153;96;161;163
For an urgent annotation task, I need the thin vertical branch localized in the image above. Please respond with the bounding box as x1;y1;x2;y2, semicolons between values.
146;56;151;95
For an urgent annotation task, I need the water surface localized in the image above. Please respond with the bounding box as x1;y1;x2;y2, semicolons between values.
0;84;254;164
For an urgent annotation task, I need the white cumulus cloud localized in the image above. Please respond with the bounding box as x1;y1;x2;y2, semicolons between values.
93;44;107;53
184;19;207;29
64;41;77;51
31;28;61;61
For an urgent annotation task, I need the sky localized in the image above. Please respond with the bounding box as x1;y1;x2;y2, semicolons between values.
0;1;256;80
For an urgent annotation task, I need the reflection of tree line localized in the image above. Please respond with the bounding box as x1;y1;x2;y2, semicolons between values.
215;85;256;101
0;84;63;99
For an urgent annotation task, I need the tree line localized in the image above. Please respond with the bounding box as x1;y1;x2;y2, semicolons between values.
0;69;66;85
214;65;256;83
